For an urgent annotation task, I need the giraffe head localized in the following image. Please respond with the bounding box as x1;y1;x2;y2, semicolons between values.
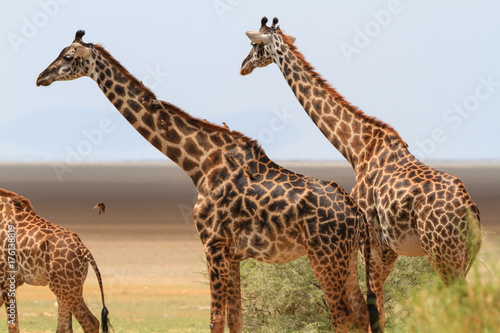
240;17;295;75
36;30;94;86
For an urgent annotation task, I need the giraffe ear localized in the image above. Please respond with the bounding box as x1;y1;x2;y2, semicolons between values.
286;35;296;44
74;44;91;58
246;31;271;44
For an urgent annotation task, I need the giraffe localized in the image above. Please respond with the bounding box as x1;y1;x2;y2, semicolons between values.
0;188;110;333
240;17;482;328
36;30;380;332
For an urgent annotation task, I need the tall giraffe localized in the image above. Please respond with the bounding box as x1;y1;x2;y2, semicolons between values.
0;188;110;333
36;31;380;332
240;17;482;328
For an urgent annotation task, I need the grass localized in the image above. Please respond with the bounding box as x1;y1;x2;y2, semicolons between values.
8;283;210;333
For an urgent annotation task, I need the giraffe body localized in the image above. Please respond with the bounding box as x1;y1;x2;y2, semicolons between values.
0;189;109;333
193;139;370;332
240;17;481;329
36;31;379;332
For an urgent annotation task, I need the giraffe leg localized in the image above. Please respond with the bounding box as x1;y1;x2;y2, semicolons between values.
419;208;481;284
308;254;353;332
360;236;386;331
53;289;99;333
71;299;99;333
2;287;19;333
421;233;467;284
226;261;243;333
345;249;369;332
380;248;399;284
376;248;399;330
50;280;98;333
206;245;230;333
55;299;73;333
303;236;356;333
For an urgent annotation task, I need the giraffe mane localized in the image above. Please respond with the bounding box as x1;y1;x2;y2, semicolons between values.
93;44;157;101
0;189;34;211
278;30;404;142
158;100;263;153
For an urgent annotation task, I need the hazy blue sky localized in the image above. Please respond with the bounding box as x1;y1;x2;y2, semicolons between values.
1;1;499;164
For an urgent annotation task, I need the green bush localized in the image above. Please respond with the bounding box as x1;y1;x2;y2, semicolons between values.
239;255;435;332
240;257;331;332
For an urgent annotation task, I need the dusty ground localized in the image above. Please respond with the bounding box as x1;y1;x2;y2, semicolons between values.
1;161;499;330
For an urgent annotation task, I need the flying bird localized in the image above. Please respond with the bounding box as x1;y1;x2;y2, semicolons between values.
93;202;105;215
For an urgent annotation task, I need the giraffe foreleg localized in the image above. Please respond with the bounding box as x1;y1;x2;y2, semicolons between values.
226;261;243;333
360;236;386;331
206;244;231;333
345;248;369;332
1;286;19;333
418;205;481;284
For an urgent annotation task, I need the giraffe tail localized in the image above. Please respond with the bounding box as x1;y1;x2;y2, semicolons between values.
359;213;381;333
85;248;112;333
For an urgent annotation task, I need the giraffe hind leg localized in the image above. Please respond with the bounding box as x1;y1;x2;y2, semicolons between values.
305;250;355;332
50;282;98;333
55;303;73;333
71;300;99;333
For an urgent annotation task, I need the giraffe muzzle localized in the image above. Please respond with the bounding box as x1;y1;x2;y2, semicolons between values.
36;70;55;86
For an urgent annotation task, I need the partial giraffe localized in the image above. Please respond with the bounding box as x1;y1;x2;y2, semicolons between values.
36;30;380;333
240;17;482;329
0;188;110;333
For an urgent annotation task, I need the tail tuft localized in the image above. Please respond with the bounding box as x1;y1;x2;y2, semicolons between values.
101;306;111;333
367;292;381;333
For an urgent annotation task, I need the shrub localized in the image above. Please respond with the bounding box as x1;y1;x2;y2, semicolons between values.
239;255;435;332
240;257;331;332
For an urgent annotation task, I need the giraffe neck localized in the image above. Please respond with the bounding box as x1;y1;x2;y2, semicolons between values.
272;33;404;172
87;45;242;189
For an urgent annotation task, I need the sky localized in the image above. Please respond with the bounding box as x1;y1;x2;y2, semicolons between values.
1;1;500;164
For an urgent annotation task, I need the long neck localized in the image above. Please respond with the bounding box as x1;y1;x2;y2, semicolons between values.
272;34;404;172
88;46;234;188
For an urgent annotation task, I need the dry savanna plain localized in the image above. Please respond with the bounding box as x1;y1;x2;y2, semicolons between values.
1;161;499;332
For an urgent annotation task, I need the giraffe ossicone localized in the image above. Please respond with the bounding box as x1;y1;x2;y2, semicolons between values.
240;16;482;330
0;188;110;333
37;30;380;332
